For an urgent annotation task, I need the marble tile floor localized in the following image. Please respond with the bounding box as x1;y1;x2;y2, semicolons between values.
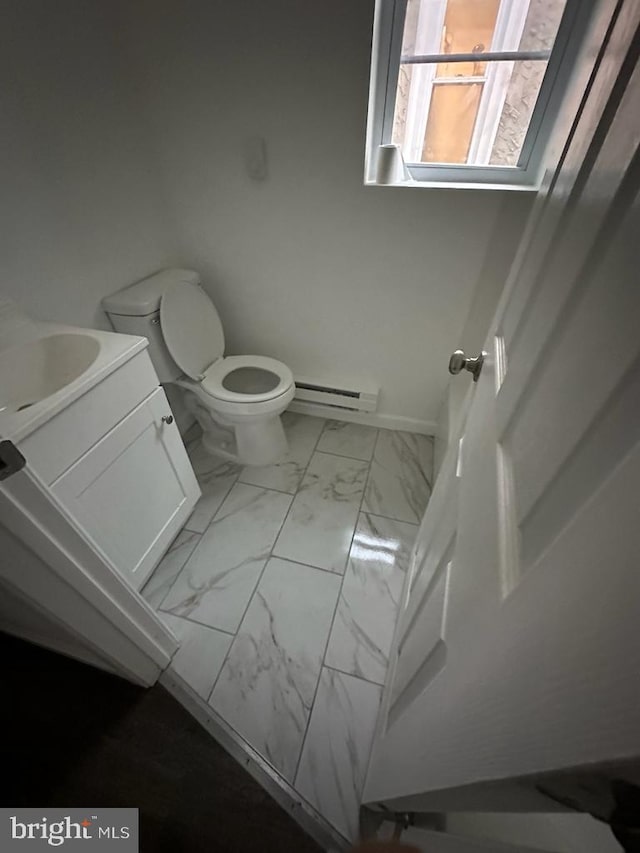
142;411;433;842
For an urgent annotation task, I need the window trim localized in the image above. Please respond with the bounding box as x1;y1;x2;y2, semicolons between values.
365;0;591;189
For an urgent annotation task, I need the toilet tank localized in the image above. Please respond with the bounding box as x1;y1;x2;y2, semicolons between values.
102;269;200;383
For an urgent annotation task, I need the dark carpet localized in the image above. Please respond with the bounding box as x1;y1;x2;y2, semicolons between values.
1;632;322;853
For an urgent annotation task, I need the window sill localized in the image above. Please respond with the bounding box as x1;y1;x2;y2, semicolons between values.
364;178;539;192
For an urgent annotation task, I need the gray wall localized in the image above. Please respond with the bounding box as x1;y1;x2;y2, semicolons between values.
1;0;532;427
0;0;177;330
120;0;533;427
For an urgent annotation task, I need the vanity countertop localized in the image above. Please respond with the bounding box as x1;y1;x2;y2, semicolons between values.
0;321;148;444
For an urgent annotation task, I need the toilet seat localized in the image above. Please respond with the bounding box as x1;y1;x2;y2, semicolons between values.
201;355;293;404
160;281;294;406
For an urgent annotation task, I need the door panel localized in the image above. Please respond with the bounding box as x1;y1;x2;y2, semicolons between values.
393;549;451;706
499;58;640;401
501;198;640;524
391;437;460;710
499;1;640;352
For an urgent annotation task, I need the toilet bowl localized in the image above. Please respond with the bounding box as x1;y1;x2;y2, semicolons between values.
102;269;295;466
174;353;295;465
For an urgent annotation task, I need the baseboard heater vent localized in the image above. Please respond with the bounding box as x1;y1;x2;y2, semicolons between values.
294;376;378;413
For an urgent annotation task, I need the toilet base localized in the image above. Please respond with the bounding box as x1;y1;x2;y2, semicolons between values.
200;415;287;466
200;422;238;463
179;385;289;466
234;415;288;466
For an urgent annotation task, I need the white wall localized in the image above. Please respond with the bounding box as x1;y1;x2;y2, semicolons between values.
0;0;176;331
121;0;532;428
1;0;532;427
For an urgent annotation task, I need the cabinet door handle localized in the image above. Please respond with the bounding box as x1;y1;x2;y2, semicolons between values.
161;415;174;425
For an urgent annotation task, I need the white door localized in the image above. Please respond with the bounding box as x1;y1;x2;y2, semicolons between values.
53;387;199;590
365;1;640;810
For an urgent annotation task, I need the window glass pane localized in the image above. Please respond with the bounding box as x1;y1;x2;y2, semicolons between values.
435;0;501;78
424;82;484;163
391;0;568;168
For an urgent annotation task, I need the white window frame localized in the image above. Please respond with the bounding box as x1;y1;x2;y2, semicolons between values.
365;0;590;189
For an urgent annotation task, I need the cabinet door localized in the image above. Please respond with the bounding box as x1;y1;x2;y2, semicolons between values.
52;388;200;590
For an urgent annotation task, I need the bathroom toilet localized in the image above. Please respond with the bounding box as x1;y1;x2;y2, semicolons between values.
103;269;295;466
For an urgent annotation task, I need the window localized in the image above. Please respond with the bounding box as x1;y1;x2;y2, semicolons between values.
365;0;588;188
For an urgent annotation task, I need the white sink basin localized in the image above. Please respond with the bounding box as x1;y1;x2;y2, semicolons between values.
0;319;148;444
0;333;101;414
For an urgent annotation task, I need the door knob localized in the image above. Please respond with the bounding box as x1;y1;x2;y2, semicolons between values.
161;414;174;425
448;349;485;382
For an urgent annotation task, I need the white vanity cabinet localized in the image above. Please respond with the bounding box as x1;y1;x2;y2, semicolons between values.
17;348;200;591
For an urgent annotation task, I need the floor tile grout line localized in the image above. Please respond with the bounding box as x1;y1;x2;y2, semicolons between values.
360;427;381;519
361;510;421;526
150;533;202;613
163;419;430;826
291;601;340;787
234;479;297;496
195;468;243;532
155;464;241;610
171;418;375;733
339;432;378;574
237;418;329;491
319;667;385;812
294;443;387;804
208;416;331;767
237;415;328;605
292;430;378;785
205;421;327;706
182;473;292;550
158;609;237;638
259;555;350;578
205;487;298;705
205;562;268;705
166;420;419;828
323;662;384;690
270;416;328;555
156;423;422;620
166;418;323;707
320;515;420;690
293;432;380;764
361;429;436;525
184;470;243;534
154;423;309;615
312;448;376;463
272;435;375;571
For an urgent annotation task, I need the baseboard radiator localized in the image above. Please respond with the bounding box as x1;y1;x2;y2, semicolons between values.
293;376;379;413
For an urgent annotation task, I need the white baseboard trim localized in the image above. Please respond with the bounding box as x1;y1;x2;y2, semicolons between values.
287;400;437;436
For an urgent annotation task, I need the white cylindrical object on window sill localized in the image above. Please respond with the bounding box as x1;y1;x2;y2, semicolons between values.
376;143;410;184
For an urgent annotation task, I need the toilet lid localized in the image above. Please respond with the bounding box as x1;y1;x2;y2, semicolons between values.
160;282;225;380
